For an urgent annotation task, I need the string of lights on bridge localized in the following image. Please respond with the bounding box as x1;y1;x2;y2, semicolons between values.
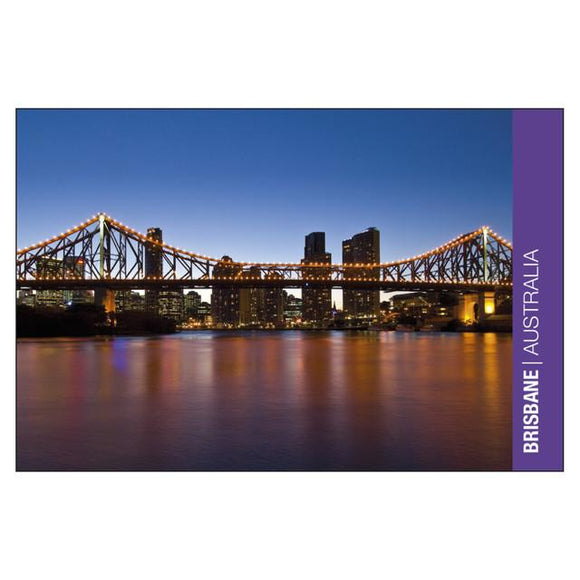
17;212;513;275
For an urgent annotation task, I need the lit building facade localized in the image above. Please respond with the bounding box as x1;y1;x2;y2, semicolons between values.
342;227;380;320
184;290;202;317
196;301;212;325
145;227;163;314
240;266;264;326
62;256;91;306
283;292;303;326
36;257;64;308
301;232;332;325
159;290;185;322
391;292;458;319
183;291;212;325
264;272;284;326
115;291;145;312
17;289;36;307
212;256;242;327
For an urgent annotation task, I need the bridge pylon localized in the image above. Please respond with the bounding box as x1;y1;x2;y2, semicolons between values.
455;291;496;323
94;288;116;314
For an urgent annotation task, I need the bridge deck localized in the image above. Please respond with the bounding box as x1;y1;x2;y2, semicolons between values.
17;279;509;292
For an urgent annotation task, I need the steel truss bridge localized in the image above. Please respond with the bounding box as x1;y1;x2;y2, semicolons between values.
17;213;512;292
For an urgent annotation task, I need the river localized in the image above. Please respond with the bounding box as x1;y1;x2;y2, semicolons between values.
17;331;512;470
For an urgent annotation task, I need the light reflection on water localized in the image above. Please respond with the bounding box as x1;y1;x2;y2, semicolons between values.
17;331;512;471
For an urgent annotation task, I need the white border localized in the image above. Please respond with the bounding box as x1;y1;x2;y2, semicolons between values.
2;2;578;579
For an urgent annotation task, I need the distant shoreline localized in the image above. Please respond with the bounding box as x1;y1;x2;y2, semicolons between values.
17;327;513;339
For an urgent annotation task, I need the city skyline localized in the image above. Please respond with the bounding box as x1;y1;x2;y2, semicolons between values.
18;215;512;322
17;109;512;266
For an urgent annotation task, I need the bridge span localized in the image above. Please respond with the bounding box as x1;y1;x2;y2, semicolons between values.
17;213;512;293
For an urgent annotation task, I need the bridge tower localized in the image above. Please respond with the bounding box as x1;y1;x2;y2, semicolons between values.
94;214;116;313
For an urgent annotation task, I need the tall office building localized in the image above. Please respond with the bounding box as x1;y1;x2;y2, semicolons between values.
36;255;87;308
239;266;264;326
342;227;380;319
115;291;145;312
159;290;185;322
36;257;64;308
301;232;332;324
212;256;242;326
145;227;163;314
196;301;212;325
283;292;302;325
184;291;212;325
264;272;284;326
184;290;202;318
62;256;91;306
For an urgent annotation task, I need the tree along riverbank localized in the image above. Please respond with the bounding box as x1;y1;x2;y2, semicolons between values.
16;305;176;338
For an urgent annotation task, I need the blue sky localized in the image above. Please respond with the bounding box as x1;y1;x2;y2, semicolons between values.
17;109;512;303
17;109;512;258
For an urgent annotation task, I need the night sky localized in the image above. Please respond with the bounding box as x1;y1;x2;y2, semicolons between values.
17;109;512;303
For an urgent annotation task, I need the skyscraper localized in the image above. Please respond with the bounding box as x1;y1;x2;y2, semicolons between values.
343;227;381;320
184;290;202;318
239;266;264;326
301;232;331;325
36;256;87;308
283;292;302;325
184;291;211;325
264;272;284;327
145;227;163;314
63;256;91;306
36;257;64;308
115;291;145;312
159;290;185;322
212;256;242;327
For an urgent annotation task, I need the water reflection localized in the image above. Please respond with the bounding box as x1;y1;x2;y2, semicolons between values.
17;331;512;471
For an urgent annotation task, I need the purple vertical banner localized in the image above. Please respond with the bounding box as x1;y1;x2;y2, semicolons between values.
512;110;563;471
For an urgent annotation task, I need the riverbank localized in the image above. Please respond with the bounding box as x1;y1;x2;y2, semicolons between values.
16;305;177;338
17;305;512;338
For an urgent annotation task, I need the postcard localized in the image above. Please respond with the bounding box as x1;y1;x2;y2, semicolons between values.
16;109;563;471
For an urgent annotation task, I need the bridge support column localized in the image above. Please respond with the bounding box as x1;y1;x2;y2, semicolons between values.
478;291;495;318
454;294;478;323
454;291;495;323
94;288;116;314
